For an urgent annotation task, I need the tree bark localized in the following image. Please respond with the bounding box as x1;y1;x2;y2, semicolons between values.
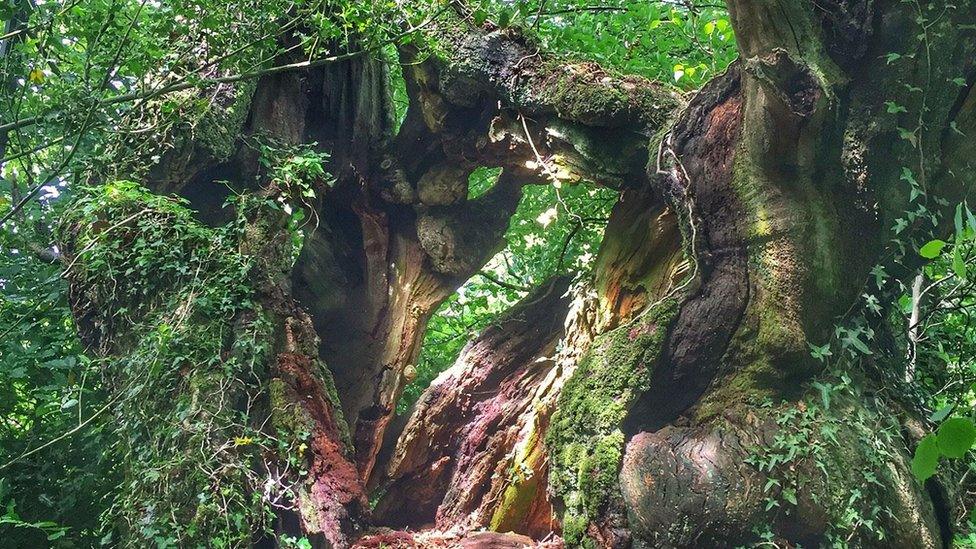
61;0;976;546
376;1;976;547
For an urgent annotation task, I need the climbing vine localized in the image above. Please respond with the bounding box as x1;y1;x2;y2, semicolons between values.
54;179;332;546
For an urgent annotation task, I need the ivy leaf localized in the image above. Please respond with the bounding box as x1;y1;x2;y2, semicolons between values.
900;167;917;185
811;380;832;409
919;239;947;259
936;417;976;459
911;434;940;481
846;333;873;355
782;487;797;506
897;127;918;147
497;8;512;28
472;9;487;26
892;218;908;234
808;342;832;362
870;264;888;288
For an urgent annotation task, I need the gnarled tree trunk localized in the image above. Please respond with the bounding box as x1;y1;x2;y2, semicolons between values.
62;0;976;547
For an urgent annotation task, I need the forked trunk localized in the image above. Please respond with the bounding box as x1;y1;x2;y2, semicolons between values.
61;0;976;546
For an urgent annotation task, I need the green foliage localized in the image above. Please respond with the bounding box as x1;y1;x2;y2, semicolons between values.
402;176;617;411
919;239;947;259
746;376;901;545
0;181;115;545
0;0;740;539
252;137;334;262
56;181;298;546
470;0;737;89
0;0;440;211
0;498;70;542
938;417;976;459
912;434;940;482
804;5;976;533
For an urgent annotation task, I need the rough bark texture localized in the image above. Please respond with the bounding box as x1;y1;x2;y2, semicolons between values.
382;1;976;547
59;189;368;547
374;276;573;536
62;0;976;546
611;1;976;546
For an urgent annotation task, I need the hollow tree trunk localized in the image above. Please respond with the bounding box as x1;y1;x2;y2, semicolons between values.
375;1;976;547
62;0;976;547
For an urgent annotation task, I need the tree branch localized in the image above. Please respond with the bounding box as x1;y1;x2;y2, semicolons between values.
477;270;531;292
0;5;450;136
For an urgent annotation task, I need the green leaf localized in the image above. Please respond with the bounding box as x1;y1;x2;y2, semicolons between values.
497;8;512;28
911;434;940;481
937;417;976;459
808;343;832;362
870;264;888;288
953;245;967;279
930;405;953;423
900;167;917;185
898;127;918;147
885;101;907;114
782;487;797;505
956;203;965;238
846;332;873;355
919;239;947;259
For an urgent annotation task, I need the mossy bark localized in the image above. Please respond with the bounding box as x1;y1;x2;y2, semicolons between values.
63;1;976;547
58;184;367;547
381;1;976;547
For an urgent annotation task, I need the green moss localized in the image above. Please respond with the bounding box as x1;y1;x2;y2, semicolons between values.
546;299;678;546
195;80;256;162
540;62;677;128
58;182;304;546
547;67;629;120
561;513;590;547
490;423;545;532
269;378;314;435
318;361;353;450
